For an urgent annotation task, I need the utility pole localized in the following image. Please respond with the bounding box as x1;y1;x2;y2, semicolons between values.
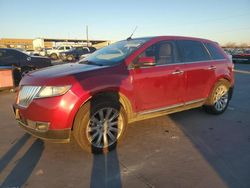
86;25;89;47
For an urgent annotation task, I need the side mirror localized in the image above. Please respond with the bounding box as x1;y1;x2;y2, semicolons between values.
137;56;156;67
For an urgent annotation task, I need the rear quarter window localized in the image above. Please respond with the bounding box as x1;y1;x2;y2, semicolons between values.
204;43;226;60
177;40;211;62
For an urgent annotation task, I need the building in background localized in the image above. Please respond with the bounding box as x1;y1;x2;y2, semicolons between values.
32;38;110;50
0;38;33;50
0;38;111;50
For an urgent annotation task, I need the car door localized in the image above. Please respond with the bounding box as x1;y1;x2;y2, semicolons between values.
0;49;20;67
131;40;186;112
17;50;31;67
176;40;214;102
58;46;64;53
0;49;7;66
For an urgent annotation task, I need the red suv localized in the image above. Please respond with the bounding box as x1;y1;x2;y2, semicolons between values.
13;36;234;153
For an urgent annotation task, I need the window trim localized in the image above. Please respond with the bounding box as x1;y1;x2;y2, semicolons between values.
128;58;227;70
129;40;227;70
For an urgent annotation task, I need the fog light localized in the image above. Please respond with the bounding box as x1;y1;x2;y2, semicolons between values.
27;119;37;129
26;119;49;132
36;122;49;132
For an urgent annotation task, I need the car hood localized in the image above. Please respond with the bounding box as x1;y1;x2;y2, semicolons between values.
26;63;107;78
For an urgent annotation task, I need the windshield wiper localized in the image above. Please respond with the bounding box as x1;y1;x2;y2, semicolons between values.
79;60;103;66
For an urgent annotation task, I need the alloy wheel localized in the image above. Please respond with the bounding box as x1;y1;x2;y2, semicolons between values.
86;107;123;148
213;85;229;111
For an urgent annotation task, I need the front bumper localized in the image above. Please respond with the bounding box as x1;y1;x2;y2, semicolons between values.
13;106;71;143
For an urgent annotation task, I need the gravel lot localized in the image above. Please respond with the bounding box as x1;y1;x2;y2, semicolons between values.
0;64;250;188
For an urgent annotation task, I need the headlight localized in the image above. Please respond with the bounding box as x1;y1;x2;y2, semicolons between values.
35;85;71;98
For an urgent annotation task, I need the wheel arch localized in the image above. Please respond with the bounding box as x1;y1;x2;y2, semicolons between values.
91;91;133;118
71;90;133;130
50;53;58;58
217;75;233;85
205;77;232;105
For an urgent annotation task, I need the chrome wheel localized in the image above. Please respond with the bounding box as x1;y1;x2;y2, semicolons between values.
86;107;124;148
213;85;229;112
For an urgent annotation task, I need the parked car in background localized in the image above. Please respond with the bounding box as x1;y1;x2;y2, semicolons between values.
232;50;250;63
13;36;234;153
46;45;73;59
27;48;53;57
24;49;36;56
79;52;92;60
224;50;232;61
60;46;96;61
25;49;45;56
0;48;52;85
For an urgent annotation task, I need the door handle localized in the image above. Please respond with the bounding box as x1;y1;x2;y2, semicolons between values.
172;70;184;75
208;65;216;70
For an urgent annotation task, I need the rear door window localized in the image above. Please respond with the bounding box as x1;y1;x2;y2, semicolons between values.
204;43;225;60
177;40;211;62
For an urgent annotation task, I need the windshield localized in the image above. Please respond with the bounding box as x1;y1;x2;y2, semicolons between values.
79;38;149;66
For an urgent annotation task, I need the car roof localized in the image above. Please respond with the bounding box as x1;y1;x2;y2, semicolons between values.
0;48;22;52
132;36;216;44
0;48;30;56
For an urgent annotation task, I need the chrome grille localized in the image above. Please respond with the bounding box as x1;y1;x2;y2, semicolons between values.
18;86;41;108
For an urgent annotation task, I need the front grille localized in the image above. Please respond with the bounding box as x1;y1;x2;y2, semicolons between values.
17;86;41;108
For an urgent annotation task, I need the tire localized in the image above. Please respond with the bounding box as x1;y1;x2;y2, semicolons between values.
67;55;75;62
73;99;127;154
13;68;22;86
50;53;58;60
204;80;231;115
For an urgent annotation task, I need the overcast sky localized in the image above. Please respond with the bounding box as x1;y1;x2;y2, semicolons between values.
0;0;250;45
